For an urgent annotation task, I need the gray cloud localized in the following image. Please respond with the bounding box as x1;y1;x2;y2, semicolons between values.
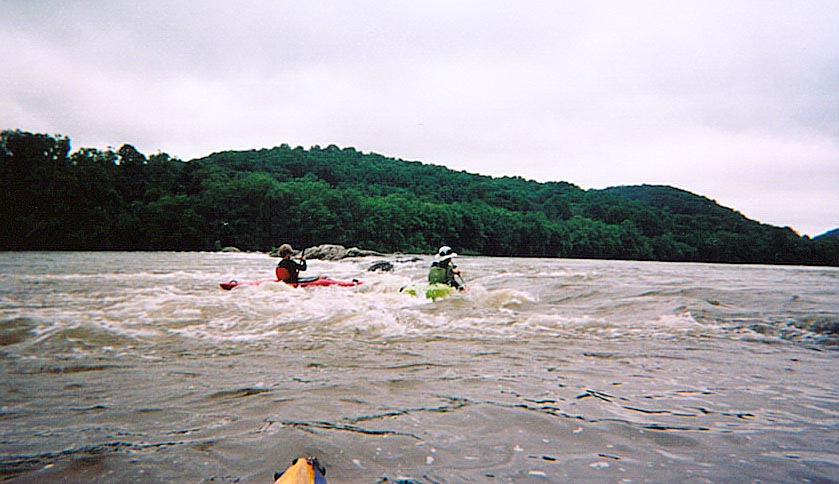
2;0;837;236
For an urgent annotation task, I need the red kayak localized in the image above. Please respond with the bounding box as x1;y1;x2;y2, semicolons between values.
219;277;362;290
219;267;362;290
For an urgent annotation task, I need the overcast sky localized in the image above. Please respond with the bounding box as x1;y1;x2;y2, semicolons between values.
2;1;837;236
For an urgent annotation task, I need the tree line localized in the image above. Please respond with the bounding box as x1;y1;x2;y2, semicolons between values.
1;129;836;266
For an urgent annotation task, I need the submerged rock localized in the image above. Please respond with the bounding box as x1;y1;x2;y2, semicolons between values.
367;260;394;272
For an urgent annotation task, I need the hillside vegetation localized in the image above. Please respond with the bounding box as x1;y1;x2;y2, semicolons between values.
1;130;836;266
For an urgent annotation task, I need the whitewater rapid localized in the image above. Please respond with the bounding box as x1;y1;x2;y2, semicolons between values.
1;252;837;482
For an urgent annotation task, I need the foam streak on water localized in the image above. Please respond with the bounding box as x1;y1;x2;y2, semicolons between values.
1;252;837;483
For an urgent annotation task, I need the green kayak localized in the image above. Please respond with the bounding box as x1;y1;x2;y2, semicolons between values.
399;283;457;301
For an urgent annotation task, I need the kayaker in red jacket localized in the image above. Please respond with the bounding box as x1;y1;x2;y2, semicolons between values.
276;244;307;283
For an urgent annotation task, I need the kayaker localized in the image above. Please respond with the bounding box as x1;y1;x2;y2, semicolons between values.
276;244;307;283
428;245;463;290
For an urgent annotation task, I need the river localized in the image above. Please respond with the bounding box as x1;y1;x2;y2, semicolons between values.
1;252;837;483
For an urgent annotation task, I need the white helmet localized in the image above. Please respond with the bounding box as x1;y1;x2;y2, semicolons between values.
436;246;457;260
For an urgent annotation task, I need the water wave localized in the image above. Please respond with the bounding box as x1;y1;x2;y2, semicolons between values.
1;253;837;357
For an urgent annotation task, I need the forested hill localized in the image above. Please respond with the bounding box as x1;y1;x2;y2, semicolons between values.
1;129;837;266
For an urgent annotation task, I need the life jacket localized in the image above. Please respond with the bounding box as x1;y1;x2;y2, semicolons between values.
428;265;447;284
275;267;291;282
